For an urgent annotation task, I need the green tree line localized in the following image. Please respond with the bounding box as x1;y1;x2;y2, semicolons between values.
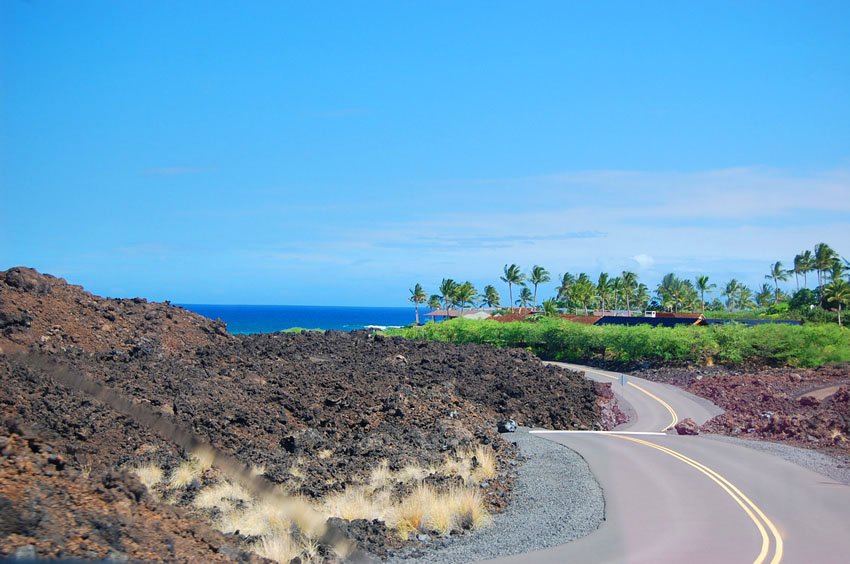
408;242;850;325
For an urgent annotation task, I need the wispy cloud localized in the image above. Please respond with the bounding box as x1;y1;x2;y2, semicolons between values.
268;165;850;290
374;231;606;250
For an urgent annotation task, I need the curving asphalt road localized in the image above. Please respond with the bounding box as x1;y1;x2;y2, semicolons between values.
486;363;850;564
554;362;723;431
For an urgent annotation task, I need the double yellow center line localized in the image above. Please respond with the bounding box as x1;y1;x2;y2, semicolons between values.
560;364;784;563
612;434;784;564
581;366;678;431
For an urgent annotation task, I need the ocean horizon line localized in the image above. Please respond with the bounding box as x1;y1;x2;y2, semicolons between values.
179;303;419;334
176;303;413;309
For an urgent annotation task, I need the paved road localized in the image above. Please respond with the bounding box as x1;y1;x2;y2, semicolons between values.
554;363;723;431
487;363;850;564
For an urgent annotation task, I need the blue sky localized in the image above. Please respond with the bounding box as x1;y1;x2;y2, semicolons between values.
2;1;849;306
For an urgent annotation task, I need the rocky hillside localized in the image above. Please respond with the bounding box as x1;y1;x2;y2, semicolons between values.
0;267;232;355
0;267;613;561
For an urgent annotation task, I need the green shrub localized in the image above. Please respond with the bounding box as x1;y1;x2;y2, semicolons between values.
386;318;850;368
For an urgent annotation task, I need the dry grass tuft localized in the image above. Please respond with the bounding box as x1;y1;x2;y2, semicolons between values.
254;534;301;564
395;464;430;484
471;445;498;482
131;463;164;490
288;457;306;480
288;496;328;540
219;498;290;537
449;485;491;529
368;459;392;490
191;446;215;471
324;486;390;522
388;484;432;539
168;460;199;489
194;480;252;511
318;449;334;460
385;483;491;539
441;455;472;482
426;498;456;537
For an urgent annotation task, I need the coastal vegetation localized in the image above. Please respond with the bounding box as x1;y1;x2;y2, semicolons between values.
407;242;850;325
387;318;850;368
397;242;850;368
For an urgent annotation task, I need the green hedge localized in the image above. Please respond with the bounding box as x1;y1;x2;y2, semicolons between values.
386;319;850;368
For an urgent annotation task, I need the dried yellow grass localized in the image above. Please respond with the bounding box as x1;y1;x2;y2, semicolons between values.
318;449;334;460
387;484;433;539
324;486;391;522
168;460;199;489
191;446;215;471
426;499;456;537
471;445;497;482
219;498;290;537
396;464;430;484
287;495;328;540
194;481;252;511
384;483;491;539
131;463;164;490
441;456;472;482
368;459;392;490
254;534;301;564
449;485;491;529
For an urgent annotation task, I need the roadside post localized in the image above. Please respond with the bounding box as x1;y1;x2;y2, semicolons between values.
620;373;627;387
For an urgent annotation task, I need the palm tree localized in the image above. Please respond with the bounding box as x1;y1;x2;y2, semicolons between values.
517;286;533;308
635;283;650;312
723;279;742;311
738;285;756;310
574;273;595;314
823;279;850;326
657;273;684;312
454;281;477;315
755;283;774;308
529;265;551;307
792;254;804;291
500;264;525;312
408;283;427;325
695;275;716;313
610;276;623;311
597;273;611;313
439;278;458;314
428;294;442;311
480;285;501;308
621;271;638;312
799;250;815;288
829;259;846;283
814;243;838;300
556;273;576;306
765;261;790;304
541;298;560;317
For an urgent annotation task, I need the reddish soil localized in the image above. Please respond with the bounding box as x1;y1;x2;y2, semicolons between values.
0;267;612;561
635;364;850;455
0;420;261;562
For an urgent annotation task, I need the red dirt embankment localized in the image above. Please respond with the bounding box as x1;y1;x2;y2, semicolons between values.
636;365;850;454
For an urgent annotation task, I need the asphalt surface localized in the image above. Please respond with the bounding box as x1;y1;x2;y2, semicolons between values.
487;363;850;564
554;362;723;431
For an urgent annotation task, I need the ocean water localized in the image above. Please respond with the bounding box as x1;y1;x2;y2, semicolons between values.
178;304;419;334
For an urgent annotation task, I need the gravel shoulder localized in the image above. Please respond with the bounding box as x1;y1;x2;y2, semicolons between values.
387;428;604;563
704;434;850;485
